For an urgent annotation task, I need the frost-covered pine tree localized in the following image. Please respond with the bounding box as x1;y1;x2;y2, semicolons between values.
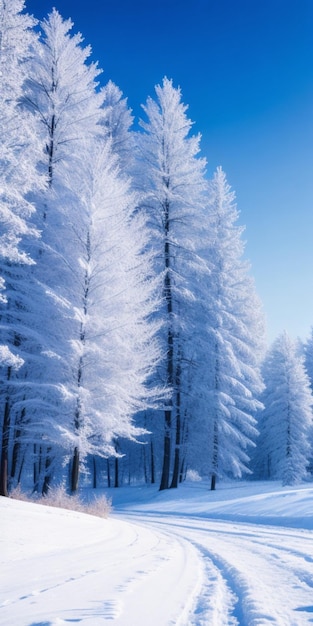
101;80;134;170
25;8;105;192
194;167;265;490
19;9;160;493
18;8;108;491
0;0;44;496
64;138;160;491
136;77;208;490
256;331;313;485
0;0;40;270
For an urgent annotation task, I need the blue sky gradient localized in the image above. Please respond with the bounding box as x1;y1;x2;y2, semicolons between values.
26;0;313;343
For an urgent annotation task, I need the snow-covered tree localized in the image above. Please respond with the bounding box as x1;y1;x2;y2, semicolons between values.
257;331;313;485
136;77;208;490
14;8;107;491
25;7;104;192
101;80;134;170
194;167;265;489
0;0;44;497
0;0;40;269
61;138;161;492
17;9;160;493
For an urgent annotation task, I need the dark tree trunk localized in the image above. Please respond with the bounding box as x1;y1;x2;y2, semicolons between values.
211;418;219;491
114;457;119;488
179;458;185;483
11;433;21;482
0;452;8;497
0;399;10;497
0;367;12;497
92;456;97;488
47;112;55;187
107;459;111;488
17;451;25;485
159;410;171;490
150;440;155;484
71;446;80;493
33;443;40;490
114;456;120;487
70;234;91;495
42;450;52;495
11;405;26;486
143;445;148;484
159;195;174;491
170;359;182;489
170;444;180;488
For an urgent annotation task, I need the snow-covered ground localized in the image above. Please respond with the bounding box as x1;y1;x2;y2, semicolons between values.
2;480;313;625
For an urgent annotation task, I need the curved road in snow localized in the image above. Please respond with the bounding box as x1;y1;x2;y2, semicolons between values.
117;511;313;626
2;495;313;625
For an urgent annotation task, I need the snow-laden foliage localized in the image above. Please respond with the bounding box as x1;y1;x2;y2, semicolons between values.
0;0;41;266
0;0;45;496
5;8;161;494
25;8;104;190
190;167;265;486
56;138;161;460
1;3;303;496
257;331;313;485
101;80;134;170
136;77;209;489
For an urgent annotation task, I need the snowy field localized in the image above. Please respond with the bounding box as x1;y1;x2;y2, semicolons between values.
1;480;313;625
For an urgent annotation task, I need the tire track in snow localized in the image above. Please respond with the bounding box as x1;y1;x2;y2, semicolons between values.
127;513;313;625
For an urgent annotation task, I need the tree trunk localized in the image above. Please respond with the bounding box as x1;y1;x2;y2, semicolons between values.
150;440;155;484
0;453;8;497
11;434;21;483
10;404;25;484
33;443;41;490
159;197;174;491
143;445;148;484
107;458;111;488
179;458;185;483
92;456;97;488
0;367;12;497
179;410;188;483
170;359;182;489
211;418;219;491
0;400;10;496
42;449;52;495
114;457;119;488
71;446;80;493
159;410;171;490
17;451;25;485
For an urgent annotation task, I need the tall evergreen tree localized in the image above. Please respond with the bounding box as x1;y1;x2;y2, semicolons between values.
136;77;208;490
101;80;134;170
18;8;107;491
0;0;43;496
194;167;265;489
17;9;160;492
256;331;313;485
0;0;39;271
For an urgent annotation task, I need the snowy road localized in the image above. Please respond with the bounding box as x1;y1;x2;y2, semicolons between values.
120;511;313;625
1;497;201;626
2;482;313;625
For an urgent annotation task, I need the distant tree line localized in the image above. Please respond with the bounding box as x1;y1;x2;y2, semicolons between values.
0;1;312;497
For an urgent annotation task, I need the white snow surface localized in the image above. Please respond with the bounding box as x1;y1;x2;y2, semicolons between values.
2;480;313;625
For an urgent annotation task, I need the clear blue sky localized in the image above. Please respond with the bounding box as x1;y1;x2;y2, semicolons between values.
26;0;313;344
